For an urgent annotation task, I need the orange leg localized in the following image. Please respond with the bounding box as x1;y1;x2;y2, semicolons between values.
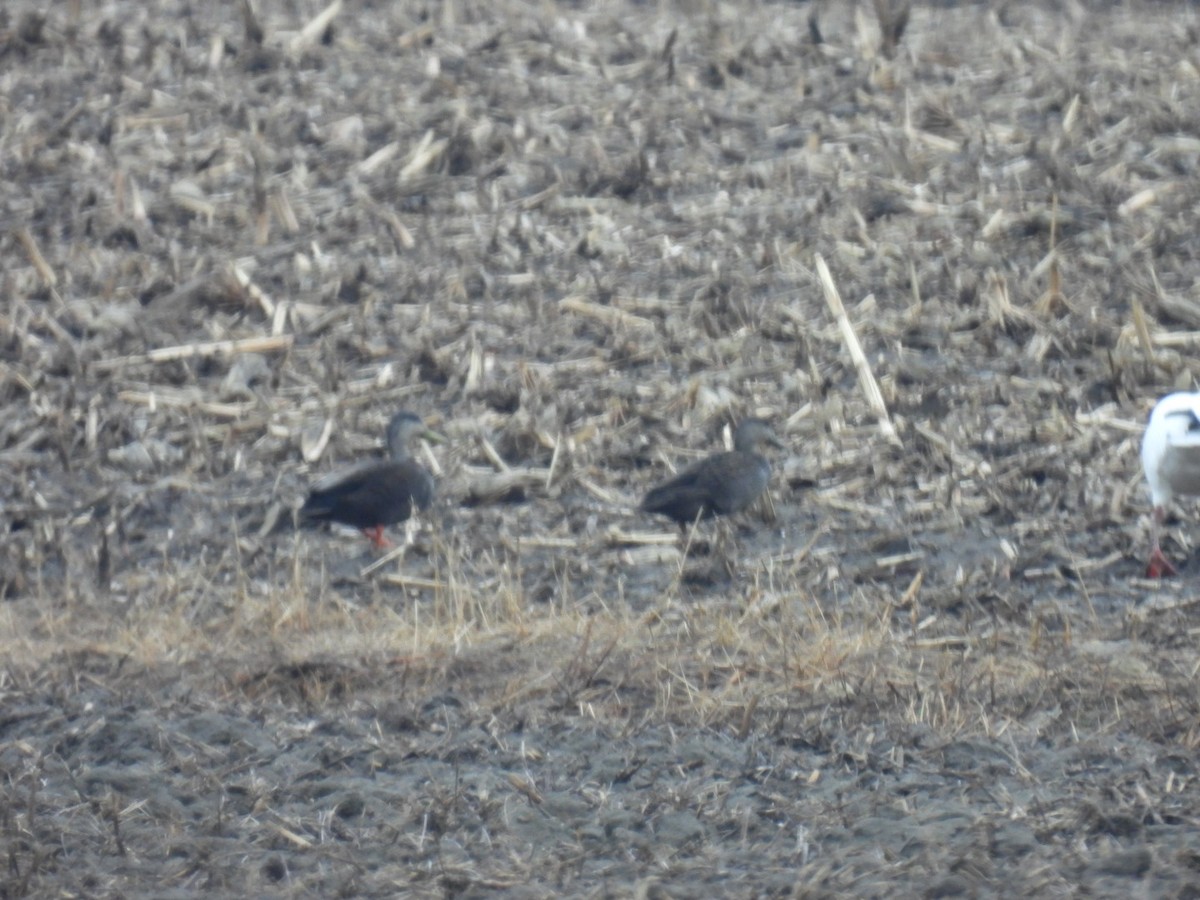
1146;506;1178;578
362;525;392;549
1147;547;1177;578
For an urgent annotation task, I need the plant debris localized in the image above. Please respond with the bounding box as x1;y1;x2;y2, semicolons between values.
2;1;1200;896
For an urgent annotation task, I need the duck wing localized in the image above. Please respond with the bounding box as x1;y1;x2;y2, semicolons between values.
641;472;716;523
302;460;435;529
703;453;770;516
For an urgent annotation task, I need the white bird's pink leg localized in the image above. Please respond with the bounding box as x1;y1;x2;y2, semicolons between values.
1147;505;1179;578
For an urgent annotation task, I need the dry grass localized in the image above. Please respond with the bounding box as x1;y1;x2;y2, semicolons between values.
5;0;1200;895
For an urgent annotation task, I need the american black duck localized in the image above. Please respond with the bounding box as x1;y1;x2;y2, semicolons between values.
640;418;784;529
301;410;445;547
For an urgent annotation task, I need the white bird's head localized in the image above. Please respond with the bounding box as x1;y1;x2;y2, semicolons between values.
1141;391;1200;508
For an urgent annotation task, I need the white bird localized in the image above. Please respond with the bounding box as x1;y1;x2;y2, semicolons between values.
1141;391;1200;577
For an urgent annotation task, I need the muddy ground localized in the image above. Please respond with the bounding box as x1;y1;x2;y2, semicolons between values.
5;0;1200;896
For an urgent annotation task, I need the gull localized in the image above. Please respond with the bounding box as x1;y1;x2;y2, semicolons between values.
1141;392;1200;577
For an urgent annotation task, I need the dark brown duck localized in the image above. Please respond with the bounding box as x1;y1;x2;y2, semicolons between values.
640;418;784;529
301;411;445;547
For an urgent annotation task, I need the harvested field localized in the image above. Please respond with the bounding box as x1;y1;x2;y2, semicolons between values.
5;0;1200;896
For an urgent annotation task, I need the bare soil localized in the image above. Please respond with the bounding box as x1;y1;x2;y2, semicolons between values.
4;1;1200;897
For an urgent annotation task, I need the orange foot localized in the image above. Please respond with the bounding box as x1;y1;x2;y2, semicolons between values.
1146;547;1178;578
362;525;393;549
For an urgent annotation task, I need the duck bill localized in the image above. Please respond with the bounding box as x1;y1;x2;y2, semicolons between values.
421;428;448;445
